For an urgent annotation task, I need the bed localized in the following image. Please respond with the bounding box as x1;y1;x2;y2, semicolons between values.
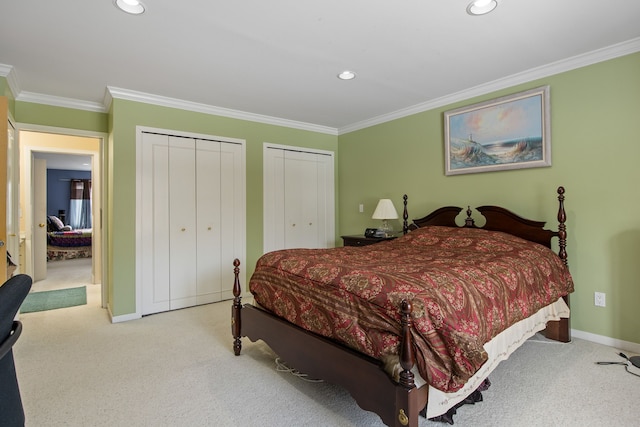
47;229;92;248
46;216;93;261
231;186;572;426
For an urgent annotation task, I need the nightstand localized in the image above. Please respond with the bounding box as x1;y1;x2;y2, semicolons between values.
341;235;396;247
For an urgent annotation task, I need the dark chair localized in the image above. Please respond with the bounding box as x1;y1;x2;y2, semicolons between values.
0;274;32;427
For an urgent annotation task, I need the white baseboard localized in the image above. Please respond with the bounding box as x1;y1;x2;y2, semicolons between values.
572;329;640;355
109;307;142;323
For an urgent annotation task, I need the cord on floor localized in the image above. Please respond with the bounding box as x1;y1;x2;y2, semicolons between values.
275;358;324;383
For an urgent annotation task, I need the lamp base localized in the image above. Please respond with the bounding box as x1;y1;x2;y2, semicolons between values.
379;220;394;237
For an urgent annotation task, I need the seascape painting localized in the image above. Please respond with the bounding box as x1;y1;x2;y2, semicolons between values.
444;86;551;175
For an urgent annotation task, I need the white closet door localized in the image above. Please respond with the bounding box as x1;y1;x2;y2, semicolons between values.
263;145;334;253
195;139;221;304
139;129;245;316
141;133;171;314
284;150;321;249
263;148;286;252
220;142;243;300
168;136;197;310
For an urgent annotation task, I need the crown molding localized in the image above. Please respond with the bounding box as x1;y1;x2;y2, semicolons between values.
106;86;338;135
0;63;20;99
338;37;640;135
16;91;106;113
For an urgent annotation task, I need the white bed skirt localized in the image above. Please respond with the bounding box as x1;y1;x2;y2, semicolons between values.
423;297;570;418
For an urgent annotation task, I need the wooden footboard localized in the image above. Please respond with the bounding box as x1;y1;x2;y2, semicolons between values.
232;259;429;427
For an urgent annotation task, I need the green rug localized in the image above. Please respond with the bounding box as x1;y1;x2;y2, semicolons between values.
21;286;87;313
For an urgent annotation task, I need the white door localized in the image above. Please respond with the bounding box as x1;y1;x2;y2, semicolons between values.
140;130;245;315
168;136;197;309
140;133;171;314
263;145;334;253
195;139;243;303
284;150;321;249
195;139;221;304
219;141;243;300
33;158;48;281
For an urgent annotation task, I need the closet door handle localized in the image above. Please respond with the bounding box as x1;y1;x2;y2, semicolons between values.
39;223;46;228
181;228;186;232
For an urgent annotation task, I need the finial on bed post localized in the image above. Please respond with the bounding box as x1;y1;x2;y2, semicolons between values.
399;299;416;389
464;206;475;227
557;187;568;266
232;259;243;356
402;194;409;235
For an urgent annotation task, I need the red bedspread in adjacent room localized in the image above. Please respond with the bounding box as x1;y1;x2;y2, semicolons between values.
249;226;574;393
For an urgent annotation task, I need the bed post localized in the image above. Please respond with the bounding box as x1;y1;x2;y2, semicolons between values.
556;186;567;266
402;195;409;235
399;299;416;389
396;299;425;427
232;258;243;356
544;186;571;343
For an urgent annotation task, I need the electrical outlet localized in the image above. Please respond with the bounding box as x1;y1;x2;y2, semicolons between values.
359;203;364;213
594;292;606;307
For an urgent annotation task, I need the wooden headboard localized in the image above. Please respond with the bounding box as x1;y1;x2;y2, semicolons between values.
402;186;567;265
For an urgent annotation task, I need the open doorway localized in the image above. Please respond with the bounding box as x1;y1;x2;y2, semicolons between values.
33;152;93;293
19;128;105;308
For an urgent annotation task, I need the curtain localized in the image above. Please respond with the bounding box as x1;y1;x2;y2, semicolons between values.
69;179;92;229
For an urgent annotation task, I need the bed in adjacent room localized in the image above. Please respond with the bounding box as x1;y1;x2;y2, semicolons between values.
231;186;573;427
46;215;92;261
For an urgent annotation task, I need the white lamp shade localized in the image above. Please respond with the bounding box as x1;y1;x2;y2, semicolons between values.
372;199;398;220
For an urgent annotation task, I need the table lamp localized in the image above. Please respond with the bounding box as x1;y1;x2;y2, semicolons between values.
372;199;398;237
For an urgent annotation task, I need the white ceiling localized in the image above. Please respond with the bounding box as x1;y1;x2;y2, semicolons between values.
33;152;92;171
1;1;639;133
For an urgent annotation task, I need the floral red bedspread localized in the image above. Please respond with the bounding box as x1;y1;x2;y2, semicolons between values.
249;226;574;393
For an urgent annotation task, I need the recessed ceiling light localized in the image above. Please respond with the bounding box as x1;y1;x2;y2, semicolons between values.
114;0;145;15
338;70;356;80
467;0;497;16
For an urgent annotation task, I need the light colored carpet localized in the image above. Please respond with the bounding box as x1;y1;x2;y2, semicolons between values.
31;257;94;292
14;288;640;426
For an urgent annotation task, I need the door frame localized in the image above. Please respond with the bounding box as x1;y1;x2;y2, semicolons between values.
18;123;107;306
0;97;9;281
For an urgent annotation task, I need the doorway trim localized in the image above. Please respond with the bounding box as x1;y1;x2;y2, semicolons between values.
17;123;106;307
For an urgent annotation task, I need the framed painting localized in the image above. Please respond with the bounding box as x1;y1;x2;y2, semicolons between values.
444;86;551;176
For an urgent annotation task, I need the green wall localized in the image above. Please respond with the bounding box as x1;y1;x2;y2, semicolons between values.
338;52;640;345
16;102;108;132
